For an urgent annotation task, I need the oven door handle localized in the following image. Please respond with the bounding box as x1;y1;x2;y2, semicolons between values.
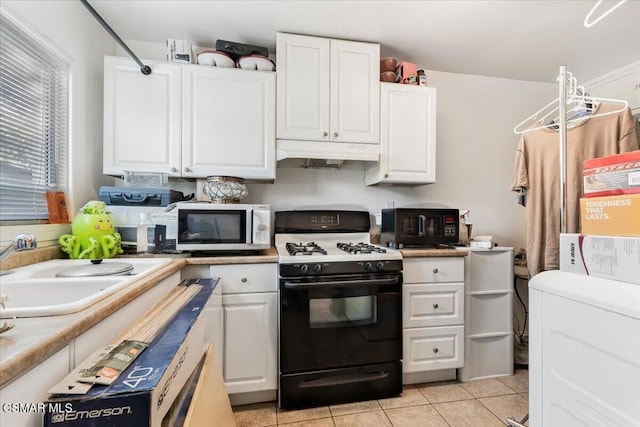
297;370;389;389
284;276;400;289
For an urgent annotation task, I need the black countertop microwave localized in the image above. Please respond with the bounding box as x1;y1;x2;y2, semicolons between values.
380;208;459;248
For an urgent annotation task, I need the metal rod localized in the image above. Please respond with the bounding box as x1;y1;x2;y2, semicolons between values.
559;65;568;233
79;0;151;75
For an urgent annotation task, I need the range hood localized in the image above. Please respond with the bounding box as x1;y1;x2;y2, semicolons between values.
276;139;380;162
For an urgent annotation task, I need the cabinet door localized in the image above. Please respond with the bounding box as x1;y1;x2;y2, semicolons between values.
103;56;182;176
222;292;277;394
276;33;330;142
330;39;380;143
182;66;276;179
0;346;69;427
366;84;436;185
403;325;464;373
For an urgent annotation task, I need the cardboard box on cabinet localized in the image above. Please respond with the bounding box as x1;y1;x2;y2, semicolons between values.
559;233;640;285
580;194;640;237
44;279;217;427
583;150;640;197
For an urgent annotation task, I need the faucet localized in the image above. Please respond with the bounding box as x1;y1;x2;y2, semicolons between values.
0;232;37;275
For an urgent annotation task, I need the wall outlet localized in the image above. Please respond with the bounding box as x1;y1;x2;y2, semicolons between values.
374;213;382;225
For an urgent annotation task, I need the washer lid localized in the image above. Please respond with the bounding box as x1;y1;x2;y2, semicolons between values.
56;262;134;277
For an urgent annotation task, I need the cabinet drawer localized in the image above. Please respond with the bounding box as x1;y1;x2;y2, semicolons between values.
210;263;277;294
403;325;464;373
403;283;464;328
404;257;464;283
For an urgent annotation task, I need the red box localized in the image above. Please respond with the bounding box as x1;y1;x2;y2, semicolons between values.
582;150;640;197
396;61;418;84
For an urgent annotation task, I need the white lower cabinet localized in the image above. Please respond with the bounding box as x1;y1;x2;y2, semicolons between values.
73;272;179;364
402;257;465;384
0;346;69;427
222;292;277;394
209;263;278;403
458;248;514;382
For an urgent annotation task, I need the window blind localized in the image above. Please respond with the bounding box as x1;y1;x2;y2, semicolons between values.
0;13;68;222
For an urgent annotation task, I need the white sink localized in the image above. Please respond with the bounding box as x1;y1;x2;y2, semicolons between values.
0;258;172;318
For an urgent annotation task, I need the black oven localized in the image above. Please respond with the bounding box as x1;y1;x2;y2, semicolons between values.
278;266;402;409
381;208;459;248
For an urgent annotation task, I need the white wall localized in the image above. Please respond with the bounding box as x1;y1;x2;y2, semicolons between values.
3;1;115;215
246;71;555;250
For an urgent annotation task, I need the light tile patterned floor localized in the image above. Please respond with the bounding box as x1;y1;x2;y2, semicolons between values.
232;368;529;426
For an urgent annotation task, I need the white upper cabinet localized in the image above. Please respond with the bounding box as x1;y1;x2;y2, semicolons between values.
103;56;182;176
366;83;437;185
276;33;380;144
182;65;276;179
103;56;276;180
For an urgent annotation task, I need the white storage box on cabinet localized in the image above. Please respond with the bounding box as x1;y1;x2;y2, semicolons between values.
402;257;465;384
366;83;437;185
276;32;380;156
210;263;278;401
458;247;514;382
103;56;276;180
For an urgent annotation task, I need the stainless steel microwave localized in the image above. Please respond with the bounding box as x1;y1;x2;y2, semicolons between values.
175;203;271;251
380;208;459;248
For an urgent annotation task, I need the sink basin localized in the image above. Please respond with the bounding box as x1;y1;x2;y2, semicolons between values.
0;258;172;318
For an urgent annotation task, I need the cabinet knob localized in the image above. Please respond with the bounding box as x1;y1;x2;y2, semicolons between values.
433;303;439;309
241;277;247;283
433;347;439;353
184;167;191;173
171;167;178;173
323;131;328;137
384;173;389;178
433;268;439;274
333;132;339;138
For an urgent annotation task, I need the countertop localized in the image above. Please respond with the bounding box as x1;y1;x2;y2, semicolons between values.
0;247;279;388
1;244;470;387
400;248;468;257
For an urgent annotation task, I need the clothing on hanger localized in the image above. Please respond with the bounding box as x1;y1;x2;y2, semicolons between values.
511;103;639;276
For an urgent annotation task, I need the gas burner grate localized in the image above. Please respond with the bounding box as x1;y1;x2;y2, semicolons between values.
286;242;327;256
337;242;387;254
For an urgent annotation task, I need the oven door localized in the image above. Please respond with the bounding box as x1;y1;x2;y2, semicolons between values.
279;273;402;373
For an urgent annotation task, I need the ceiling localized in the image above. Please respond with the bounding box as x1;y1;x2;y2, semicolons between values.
90;0;640;83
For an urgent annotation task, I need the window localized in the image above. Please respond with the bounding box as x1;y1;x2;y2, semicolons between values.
0;12;68;222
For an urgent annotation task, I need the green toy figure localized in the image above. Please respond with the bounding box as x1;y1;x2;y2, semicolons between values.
59;201;123;259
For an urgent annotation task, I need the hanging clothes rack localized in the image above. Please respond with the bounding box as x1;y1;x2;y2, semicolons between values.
513;65;629;233
508;66;629;427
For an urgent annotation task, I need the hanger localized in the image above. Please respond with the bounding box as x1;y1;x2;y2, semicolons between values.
514;94;628;134
584;0;629;28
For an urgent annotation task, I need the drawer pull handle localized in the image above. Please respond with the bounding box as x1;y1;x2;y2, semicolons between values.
433;347;439;353
432;268;439;274
241;278;247;283
433;303;439;309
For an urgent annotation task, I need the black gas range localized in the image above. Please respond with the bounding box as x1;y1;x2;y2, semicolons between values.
275;210;403;409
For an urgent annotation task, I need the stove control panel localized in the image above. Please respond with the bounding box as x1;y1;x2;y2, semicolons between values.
280;259;403;277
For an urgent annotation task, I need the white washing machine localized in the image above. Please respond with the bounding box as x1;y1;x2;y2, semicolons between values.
529;270;640;426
